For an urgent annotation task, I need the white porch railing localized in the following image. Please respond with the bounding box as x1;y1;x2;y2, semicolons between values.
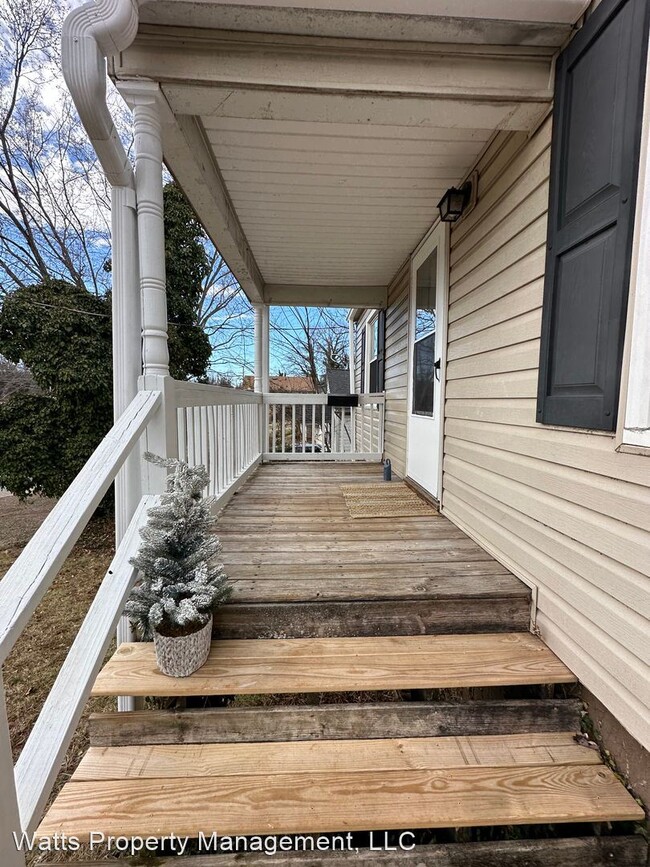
174;380;263;508
263;393;384;461
0;389;162;863
0;379;384;864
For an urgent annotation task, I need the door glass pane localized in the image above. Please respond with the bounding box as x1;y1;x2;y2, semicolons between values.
412;249;437;416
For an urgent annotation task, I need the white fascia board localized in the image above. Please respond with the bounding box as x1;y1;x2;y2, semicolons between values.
189;0;590;25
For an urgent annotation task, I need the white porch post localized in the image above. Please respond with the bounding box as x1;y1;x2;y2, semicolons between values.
254;303;270;454
111;184;143;693
123;81;170;380
112;185;142;542
348;317;356;394
120;81;176;496
0;676;25;866
253;303;264;393
261;303;270;394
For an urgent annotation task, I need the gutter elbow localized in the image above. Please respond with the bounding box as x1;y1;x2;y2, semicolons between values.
61;0;141;188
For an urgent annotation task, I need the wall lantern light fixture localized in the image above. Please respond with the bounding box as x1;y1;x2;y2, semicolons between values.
437;180;473;223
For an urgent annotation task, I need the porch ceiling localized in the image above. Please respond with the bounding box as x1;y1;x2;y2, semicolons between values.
203;117;490;290
113;16;574;306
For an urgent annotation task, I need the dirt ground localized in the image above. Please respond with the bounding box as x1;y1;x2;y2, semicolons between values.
0;494;117;864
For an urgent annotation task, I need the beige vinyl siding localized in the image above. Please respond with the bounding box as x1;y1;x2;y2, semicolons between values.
383;263;409;479
443;117;650;750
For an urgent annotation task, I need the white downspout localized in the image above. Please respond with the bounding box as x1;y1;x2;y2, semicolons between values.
62;0;144;710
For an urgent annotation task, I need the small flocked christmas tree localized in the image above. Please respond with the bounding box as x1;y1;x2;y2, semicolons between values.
126;453;231;639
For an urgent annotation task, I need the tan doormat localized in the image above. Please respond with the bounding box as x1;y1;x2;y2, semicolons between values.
340;482;438;518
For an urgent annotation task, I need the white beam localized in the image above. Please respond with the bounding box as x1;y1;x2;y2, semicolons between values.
138;3;584;46
162;86;548;133
117;28;555;111
264;283;387;308
174;0;588;24
151;108;264;303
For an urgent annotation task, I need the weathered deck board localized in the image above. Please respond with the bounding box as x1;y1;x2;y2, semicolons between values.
38;763;643;840
91;633;575;697
215;597;530;638
215;465;530;627
73;733;600;781
65;837;650;867
88;700;584;747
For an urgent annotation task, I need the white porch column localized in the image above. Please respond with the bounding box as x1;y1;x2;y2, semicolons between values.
121;81;170;379
348;317;356;393
111;184;143;696
261;303;270;394
254;303;270;453
111;184;142;542
253;303;264;393
120;81;176;497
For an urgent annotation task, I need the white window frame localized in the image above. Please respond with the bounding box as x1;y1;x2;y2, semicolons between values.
619;45;650;453
365;313;379;393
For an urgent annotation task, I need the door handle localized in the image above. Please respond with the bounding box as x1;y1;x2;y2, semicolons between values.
434;358;441;381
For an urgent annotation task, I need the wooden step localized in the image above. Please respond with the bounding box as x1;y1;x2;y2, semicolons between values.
91;633;575;697
216;595;531;639
88;699;584;746
38;733;643;840
65;837;650;866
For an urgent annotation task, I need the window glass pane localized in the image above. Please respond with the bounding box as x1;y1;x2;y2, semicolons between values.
412;250;437;416
369;358;378;393
415;249;437;342
368;316;378;360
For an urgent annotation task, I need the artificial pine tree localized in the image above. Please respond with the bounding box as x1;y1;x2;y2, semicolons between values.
126;453;231;639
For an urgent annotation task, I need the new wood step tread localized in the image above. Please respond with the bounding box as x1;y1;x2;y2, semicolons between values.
91;633;575;697
73;732;602;780
88;699;584;746
38;733;643;840
60;837;650;867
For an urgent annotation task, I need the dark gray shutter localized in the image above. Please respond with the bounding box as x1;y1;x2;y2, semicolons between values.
537;0;650;431
359;327;366;393
376;309;386;392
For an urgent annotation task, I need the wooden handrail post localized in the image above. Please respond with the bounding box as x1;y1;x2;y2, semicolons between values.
0;676;26;867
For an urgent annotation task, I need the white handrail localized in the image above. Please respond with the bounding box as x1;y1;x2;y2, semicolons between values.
14;496;156;834
263;392;385;405
263;393;385;461
0;389;161;666
174;380;262;408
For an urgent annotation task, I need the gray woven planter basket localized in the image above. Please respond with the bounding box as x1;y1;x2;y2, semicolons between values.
153;614;213;677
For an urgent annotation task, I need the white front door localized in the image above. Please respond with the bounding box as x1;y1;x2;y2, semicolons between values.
406;222;448;499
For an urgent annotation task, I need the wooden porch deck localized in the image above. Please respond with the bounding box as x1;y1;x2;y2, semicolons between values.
37;462;646;863
215;462;531;638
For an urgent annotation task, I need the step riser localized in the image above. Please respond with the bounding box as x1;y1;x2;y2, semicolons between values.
69;836;648;866
88;700;583;747
215;599;531;639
